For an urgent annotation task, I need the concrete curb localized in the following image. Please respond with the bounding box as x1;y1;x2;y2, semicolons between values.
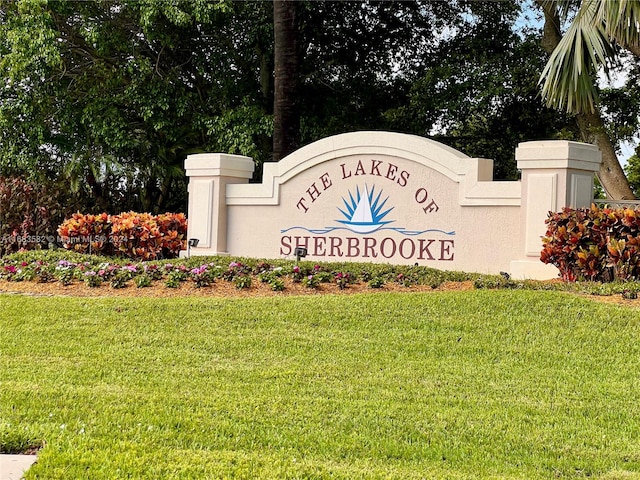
0;455;37;480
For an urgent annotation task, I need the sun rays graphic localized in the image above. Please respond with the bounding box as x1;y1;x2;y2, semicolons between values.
336;185;394;234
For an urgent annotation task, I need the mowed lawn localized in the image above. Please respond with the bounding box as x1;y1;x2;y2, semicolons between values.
1;290;640;479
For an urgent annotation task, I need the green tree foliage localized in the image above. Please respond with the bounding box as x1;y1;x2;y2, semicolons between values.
624;153;640;197
599;59;640;147
0;0;582;219
380;2;579;180
297;1;447;138
0;0;270;213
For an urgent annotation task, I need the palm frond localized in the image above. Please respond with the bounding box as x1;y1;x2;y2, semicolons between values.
594;0;640;49
538;0;582;22
540;0;616;113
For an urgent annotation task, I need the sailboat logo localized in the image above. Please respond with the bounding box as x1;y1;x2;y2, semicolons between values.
336;185;393;234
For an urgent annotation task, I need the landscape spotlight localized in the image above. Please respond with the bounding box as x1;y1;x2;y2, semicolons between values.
294;247;307;263
187;238;199;258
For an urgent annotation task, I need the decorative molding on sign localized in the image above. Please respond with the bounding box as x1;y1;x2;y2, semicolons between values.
226;131;519;206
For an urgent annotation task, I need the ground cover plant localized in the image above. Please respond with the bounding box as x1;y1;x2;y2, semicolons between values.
3;249;640;299
2;290;640;478
0;249;486;294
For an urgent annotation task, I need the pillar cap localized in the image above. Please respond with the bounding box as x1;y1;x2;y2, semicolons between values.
185;153;255;178
516;141;601;172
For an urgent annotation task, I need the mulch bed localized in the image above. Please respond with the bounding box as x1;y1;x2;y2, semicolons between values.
0;279;474;299
2;279;639;308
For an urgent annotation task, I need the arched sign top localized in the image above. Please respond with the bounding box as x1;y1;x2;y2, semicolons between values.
227;130;497;206
269;131;473;185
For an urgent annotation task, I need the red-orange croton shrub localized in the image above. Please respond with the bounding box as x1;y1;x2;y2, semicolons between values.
541;206;640;282
57;212;112;255
156;212;188;258
57;212;187;260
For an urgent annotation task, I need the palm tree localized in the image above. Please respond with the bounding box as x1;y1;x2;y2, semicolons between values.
273;0;301;161
538;0;640;199
540;0;640;113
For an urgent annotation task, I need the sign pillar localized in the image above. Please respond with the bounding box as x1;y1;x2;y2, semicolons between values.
510;141;602;279
184;153;254;256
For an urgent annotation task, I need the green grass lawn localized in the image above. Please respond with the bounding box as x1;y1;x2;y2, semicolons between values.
2;290;640;479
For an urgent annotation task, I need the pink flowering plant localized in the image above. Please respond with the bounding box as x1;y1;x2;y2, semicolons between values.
55;260;75;284
395;272;414;287
215;261;252;289
222;261;251;281
55;260;84;285
334;272;351;290
291;264;324;283
163;264;189;288
257;266;285;291
253;261;272;274
189;264;218;288
110;267;136;289
0;249;495;294
0;260;45;282
302;273;320;289
163;263;189;276
395;269;422;287
83;271;103;287
34;261;56;283
312;265;333;284
144;264;163;280
2;264;18;279
291;264;304;283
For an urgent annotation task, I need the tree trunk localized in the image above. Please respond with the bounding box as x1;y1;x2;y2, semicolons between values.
272;0;300;161
536;0;636;200
85;170;109;212
576;110;636;200
259;49;273;113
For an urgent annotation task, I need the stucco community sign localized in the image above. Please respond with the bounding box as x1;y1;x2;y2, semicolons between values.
184;131;602;280
281;155;454;262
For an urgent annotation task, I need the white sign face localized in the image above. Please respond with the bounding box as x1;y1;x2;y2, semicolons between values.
278;155;457;265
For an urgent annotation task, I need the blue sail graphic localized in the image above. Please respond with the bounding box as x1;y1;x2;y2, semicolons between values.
336;185;393;234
